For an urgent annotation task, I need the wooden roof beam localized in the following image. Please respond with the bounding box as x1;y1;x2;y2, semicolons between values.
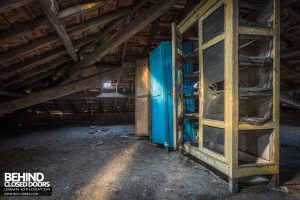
39;0;78;62
0;89;25;97
78;0;150;58
58;0;115;20
0;31;105;81
0;0;35;14
11;70;55;90
0;34;59;63
0;1;126;44
67;0;178;79
2;57;71;87
0;8;129;63
0;47;67;81
143;19;160;56
0;63;135;114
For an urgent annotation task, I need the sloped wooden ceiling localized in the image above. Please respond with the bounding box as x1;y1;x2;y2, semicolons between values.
0;0;194;116
0;0;299;117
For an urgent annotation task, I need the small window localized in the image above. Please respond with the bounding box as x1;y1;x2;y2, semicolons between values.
102;81;113;89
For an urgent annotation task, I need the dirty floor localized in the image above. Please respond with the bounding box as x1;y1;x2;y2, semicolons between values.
0;124;300;200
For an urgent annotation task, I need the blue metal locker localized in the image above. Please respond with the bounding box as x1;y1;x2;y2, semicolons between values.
150;42;173;147
150;42;196;148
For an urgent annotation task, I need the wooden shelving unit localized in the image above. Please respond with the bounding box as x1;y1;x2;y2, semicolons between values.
172;20;200;148
173;0;280;192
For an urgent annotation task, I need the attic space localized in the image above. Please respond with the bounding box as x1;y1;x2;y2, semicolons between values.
0;0;300;199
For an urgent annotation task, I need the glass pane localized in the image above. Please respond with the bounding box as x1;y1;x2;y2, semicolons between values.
203;41;224;121
238;35;273;124
239;0;273;28
238;129;273;165
203;5;224;43
203;125;224;155
239;96;272;124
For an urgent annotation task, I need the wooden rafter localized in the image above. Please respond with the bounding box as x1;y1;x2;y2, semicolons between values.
0;1;122;44
0;0;35;14
0;16;48;44
58;0;115;19
67;0;178;79
39;0;78;62
121;16;131;62
0;89;25;97
77;0;149;59
10;71;54;90
0;30;112;81
2;57;71;87
143;19;160;56
0;8;129;64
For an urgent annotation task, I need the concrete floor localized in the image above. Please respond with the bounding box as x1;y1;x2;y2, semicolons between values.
0;124;299;200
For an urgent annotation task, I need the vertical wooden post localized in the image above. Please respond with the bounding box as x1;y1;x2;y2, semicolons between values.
198;19;204;150
271;0;280;187
172;23;178;150
224;0;239;192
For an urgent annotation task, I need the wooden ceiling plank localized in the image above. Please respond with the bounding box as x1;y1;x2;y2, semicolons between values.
59;0;115;20
0;34;59;62
0;0;35;14
0;16;49;44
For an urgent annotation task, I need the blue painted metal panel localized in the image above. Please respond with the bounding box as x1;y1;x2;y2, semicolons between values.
150;46;164;97
163;42;174;147
152;95;166;144
150;44;166;145
150;42;173;147
150;41;196;147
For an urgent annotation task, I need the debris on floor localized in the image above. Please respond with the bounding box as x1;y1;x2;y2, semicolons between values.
0;125;299;200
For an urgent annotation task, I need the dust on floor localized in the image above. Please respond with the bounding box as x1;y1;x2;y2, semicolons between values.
0;125;299;200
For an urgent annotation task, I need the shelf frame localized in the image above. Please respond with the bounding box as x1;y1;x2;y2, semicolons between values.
175;0;280;192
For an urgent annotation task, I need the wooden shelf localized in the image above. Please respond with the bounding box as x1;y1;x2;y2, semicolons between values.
185;113;199;120
183;49;199;64
184;73;199;81
184;92;199;99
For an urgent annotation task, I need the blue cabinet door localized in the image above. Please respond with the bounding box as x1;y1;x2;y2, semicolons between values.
150;47;164;97
150;41;196;147
152;95;166;144
150;44;168;145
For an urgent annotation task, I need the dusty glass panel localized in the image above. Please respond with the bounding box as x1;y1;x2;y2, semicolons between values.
239;96;273;124
238;129;273;165
203;126;224;155
203;5;224;43
203;41;224;121
238;35;273;124
239;0;273;28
